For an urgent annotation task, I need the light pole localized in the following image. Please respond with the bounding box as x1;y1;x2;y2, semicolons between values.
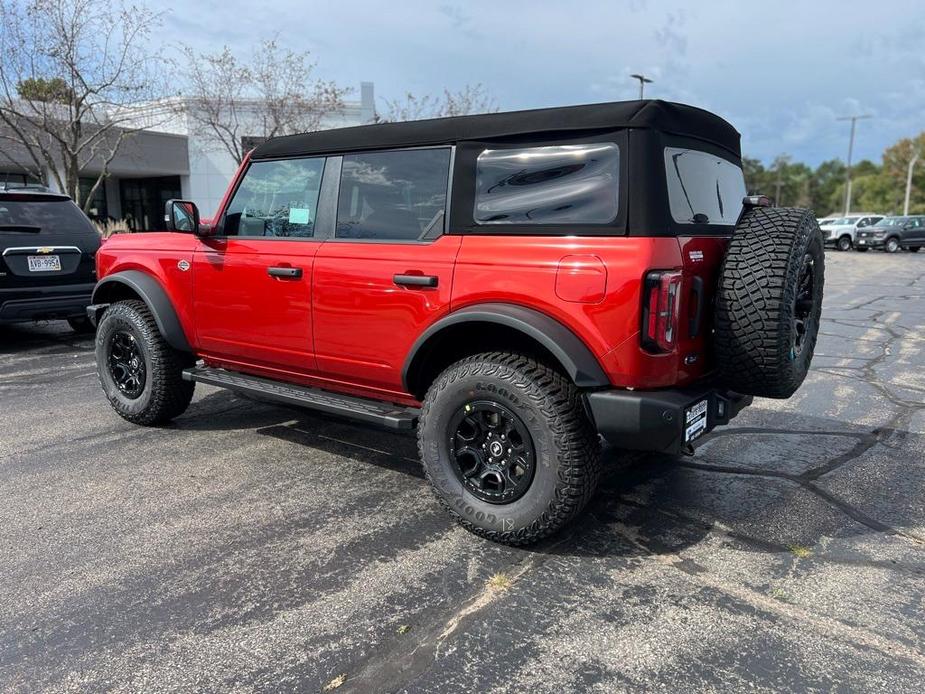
904;150;919;216
630;74;653;100
836;113;872;215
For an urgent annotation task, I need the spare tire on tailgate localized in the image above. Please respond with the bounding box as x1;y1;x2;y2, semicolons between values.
714;206;824;399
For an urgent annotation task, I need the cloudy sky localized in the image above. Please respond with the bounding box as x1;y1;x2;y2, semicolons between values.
152;0;925;167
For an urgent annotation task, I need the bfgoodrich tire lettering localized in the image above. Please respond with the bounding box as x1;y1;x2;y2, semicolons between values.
95;300;194;425
715;206;825;399
418;352;600;546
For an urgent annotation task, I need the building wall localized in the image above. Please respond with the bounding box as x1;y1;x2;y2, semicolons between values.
1;81;376;226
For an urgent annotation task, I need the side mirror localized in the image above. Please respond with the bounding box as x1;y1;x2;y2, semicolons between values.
165;199;202;235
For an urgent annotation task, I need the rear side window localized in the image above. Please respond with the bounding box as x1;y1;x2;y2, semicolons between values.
336;148;451;241
0;198;96;235
474;143;619;225
224;158;325;238
664;147;746;225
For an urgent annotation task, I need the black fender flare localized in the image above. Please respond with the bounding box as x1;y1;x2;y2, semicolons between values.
402;303;610;394
91;270;192;352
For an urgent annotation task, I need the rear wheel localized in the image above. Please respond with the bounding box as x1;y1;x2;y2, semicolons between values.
95;300;195;425
714;206;825;399
418;352;600;545
885;237;901;253
836;235;852;251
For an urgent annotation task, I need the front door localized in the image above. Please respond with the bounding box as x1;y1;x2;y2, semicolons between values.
312;148;459;398
192;156;328;375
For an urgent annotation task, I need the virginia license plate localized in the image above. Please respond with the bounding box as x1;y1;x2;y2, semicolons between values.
684;398;709;443
27;255;61;272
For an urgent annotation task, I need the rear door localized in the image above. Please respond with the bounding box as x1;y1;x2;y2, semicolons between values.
192;157;327;374
312;148;459;397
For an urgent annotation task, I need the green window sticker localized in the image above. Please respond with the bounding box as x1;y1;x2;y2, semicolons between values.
289;207;311;225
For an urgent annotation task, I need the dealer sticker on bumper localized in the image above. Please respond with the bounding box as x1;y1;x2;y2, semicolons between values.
684;398;709;443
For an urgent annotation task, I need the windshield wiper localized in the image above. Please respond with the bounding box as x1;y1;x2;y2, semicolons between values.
0;224;42;233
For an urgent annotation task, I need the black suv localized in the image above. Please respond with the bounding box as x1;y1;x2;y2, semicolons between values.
0;187;100;330
855;216;925;253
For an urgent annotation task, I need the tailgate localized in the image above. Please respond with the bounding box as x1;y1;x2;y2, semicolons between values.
675;236;730;382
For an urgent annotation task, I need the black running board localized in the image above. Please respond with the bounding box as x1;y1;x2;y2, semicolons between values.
182;367;419;430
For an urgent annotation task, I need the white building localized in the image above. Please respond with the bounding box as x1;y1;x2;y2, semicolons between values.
0;82;375;229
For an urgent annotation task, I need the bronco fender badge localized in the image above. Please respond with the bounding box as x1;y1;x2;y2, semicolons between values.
688;250;704;262
177;259;191;272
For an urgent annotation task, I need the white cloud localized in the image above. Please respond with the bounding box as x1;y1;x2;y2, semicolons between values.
149;0;925;166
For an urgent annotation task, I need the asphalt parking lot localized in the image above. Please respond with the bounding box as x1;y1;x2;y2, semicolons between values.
1;251;924;692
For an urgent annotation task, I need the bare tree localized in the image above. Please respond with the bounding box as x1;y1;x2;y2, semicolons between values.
0;0;168;212
181;40;349;166
378;84;499;123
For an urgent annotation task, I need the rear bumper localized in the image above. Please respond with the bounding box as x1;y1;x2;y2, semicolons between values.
0;283;94;323
586;385;752;455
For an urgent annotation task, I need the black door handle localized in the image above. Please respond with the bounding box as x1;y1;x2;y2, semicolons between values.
393;274;438;288
268;266;302;279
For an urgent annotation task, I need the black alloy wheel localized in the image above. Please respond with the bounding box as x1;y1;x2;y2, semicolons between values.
792;253;817;359
448;400;536;504
107;330;146;399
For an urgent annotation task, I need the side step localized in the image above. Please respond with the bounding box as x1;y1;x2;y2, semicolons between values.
182;367;419;430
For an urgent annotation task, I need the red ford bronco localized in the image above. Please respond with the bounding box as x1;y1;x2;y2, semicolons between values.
88;100;824;545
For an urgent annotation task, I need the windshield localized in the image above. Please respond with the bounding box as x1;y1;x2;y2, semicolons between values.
664;147;746;225
0;197;96;235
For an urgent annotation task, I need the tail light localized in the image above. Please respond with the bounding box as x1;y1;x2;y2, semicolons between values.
641;270;683;353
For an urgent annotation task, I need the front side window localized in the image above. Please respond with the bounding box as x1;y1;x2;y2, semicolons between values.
664;147;746;225
336;148;451;241
474;143;620;225
224;158;325;238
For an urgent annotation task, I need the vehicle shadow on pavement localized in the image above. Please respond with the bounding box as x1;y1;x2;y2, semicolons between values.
240;396;925;563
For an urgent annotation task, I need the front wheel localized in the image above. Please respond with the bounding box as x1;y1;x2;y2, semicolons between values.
885;237;901;253
836;235;852;251
95;300;195;425
418;353;600;545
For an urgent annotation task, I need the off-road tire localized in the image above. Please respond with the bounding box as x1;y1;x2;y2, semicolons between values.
885;237;901;253
418;352;600;546
715;206;825;399
95;300;195;425
836;235;852;251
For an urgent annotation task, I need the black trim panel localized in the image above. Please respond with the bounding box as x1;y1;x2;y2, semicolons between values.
91;270;192;351
402;302;610;393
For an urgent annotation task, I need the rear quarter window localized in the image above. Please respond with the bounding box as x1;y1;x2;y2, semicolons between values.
664;147;746;226
474;143;620;225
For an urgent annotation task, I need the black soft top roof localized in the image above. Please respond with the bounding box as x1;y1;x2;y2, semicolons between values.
251;99;741;161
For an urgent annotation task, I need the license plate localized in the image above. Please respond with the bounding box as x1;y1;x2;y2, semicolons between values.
684;398;709;443
27;255;61;272
859;240;866;245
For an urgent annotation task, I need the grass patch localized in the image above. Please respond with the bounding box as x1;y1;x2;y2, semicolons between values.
788;544;813;559
487;572;512;591
323;673;347;691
